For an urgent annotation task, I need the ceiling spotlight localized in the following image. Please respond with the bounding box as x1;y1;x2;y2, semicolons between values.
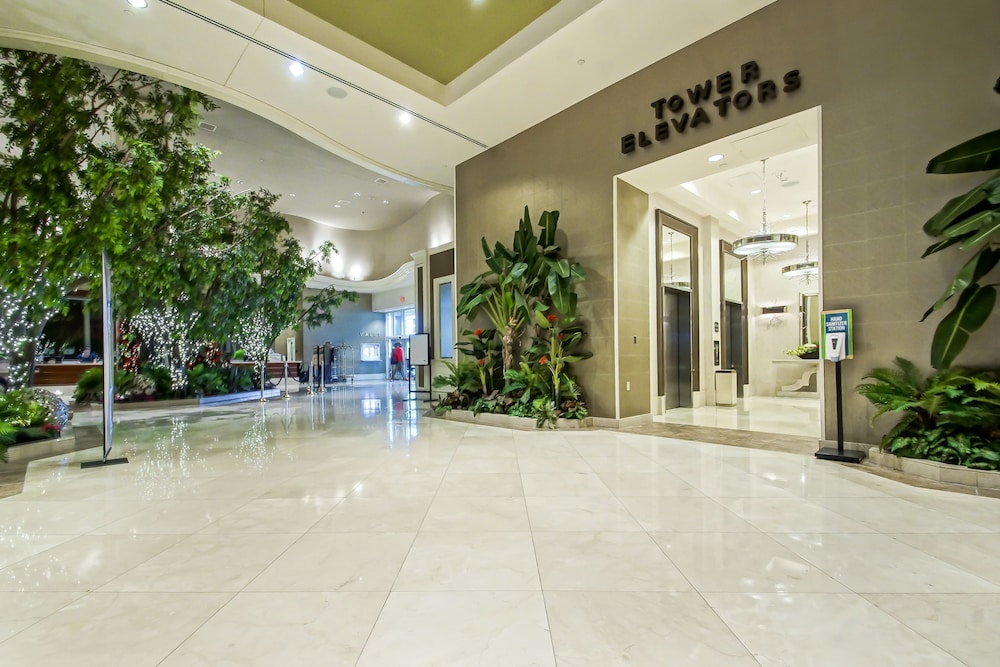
288;61;305;77
399;112;412;124
126;0;148;7
708;154;724;162
382;200;389;204
288;193;296;198
353;192;361;197
750;188;762;195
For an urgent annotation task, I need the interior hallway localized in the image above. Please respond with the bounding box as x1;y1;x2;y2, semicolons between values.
1;381;998;665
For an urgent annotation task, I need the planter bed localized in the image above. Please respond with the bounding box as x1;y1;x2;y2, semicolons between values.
867;447;1000;491
74;388;282;411
436;409;592;430
6;426;77;463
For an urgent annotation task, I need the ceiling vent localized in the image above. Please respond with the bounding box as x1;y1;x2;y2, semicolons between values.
197;121;217;132
373;177;388;184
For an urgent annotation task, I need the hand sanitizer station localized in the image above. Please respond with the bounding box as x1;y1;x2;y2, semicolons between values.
815;309;866;463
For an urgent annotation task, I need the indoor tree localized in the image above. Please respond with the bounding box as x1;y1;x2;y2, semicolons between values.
0;48;214;386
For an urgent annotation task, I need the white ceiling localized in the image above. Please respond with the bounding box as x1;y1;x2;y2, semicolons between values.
0;0;777;233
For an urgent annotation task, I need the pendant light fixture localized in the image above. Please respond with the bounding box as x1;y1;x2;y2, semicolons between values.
782;199;820;281
732;158;798;259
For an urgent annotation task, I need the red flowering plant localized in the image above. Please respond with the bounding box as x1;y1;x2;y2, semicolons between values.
455;327;502;395
529;309;592;413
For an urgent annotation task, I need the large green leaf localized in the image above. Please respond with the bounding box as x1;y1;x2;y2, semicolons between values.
922;248;1000;320
923;184;989;235
959;210;1000;249
922;235;968;258
942;208;997;238
931;284;997;369
927;129;1000;174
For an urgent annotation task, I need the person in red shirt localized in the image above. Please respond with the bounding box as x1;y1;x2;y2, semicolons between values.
390;342;405;380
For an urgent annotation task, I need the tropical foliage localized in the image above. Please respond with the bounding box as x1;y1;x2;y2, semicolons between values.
0;388;70;461
856;357;1000;470
0;48;356;389
436;207;592;427
920;78;1000;370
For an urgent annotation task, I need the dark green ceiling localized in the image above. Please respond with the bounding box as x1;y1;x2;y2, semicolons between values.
288;0;561;84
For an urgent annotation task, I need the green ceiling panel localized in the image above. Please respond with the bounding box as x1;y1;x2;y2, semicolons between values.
288;0;560;84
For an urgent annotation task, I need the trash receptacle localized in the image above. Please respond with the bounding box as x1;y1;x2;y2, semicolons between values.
715;369;737;406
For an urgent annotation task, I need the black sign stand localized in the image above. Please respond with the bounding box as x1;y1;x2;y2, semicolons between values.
815;359;865;463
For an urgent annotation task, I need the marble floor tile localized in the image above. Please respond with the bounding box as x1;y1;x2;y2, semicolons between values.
595;470;704;497
310;496;432;532
160;591;387;667
517;457;592;473
864;593;1000;667
813;497;993;533
533;531;691;591
772;533;1000;593
520;472;612;497
356;591;554;667
716;497;876;533
0;534;184;592
617;496;759;533
445;456;520;473
348;472;444;497
436;472;524;496
197;497;338;534
650;532;848;593
0;592;232;666
395;531;540;591
0;592;83;642
99;533;299;592
420;496;529;531
90;499;246;534
705;592;965;666
525;496;643;532
545;591;759;666
887;533;1000;587
246;532;414;592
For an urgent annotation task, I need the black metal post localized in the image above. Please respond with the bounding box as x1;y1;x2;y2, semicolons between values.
815;358;865;463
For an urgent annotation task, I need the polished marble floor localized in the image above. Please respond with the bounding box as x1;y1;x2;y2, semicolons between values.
1;381;998;666
658;396;821;438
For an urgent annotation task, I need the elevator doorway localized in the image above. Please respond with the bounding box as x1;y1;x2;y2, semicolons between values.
656;211;699;409
724;301;745;396
662;286;693;408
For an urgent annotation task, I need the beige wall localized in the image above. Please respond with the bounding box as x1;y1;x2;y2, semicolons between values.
616;179;651;419
288;192;454;281
455;0;1000;441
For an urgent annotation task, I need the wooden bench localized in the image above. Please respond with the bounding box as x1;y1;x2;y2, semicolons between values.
33;362;102;386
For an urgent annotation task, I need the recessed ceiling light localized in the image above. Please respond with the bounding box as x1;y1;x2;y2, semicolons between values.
334;204;341;208
382;200;389;205
399;112;411;124
577;59;586;66
288;61;304;77
353;192;361;197
326;86;347;99
126;0;147;7
708;154;725;162
288;193;296;198
750;188;762;195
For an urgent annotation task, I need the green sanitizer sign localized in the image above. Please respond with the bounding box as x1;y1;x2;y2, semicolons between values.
821;309;853;361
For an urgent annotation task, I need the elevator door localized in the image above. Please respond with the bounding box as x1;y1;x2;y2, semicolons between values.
724;300;745;398
662;287;693;409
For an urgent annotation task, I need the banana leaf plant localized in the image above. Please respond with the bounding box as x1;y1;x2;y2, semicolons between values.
457;206;586;375
920;77;1000;369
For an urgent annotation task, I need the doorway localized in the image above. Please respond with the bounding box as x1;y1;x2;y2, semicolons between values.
662;286;693;408
656;211;699;409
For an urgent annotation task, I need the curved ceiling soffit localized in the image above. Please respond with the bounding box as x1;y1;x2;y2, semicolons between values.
0;30;454;195
307;261;415;295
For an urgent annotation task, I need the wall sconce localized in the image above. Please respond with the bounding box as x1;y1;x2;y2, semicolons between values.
761;305;788;315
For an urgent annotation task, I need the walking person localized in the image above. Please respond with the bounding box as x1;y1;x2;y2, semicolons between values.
390;342;405;380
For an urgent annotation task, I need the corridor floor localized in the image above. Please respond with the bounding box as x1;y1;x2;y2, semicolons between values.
0;381;998;665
